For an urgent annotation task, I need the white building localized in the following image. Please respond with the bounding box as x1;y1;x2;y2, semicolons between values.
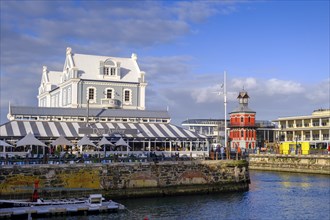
1;48;209;156
38;47;146;110
274;109;330;149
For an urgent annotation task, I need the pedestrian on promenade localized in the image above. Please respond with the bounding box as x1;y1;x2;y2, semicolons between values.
226;145;231;160
220;146;225;160
236;146;241;160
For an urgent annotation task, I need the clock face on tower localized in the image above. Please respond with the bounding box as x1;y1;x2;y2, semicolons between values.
243;98;248;104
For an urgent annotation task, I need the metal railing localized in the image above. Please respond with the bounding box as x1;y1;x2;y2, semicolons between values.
0;150;247;166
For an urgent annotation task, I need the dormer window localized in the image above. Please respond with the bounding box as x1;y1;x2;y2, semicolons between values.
104;67;116;76
100;59;120;79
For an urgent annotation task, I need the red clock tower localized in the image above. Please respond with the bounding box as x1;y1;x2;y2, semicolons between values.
229;90;256;150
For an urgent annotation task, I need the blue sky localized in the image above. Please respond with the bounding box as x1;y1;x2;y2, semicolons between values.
0;0;329;126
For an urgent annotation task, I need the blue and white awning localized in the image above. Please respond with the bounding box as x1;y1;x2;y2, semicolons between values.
0;121;206;140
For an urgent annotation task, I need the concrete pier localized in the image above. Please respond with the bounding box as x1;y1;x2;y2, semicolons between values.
248;154;330;175
0;160;250;199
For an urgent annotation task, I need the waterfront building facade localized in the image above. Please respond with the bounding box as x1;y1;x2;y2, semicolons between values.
0;48;208;156
181;91;277;150
181;119;227;145
229;91;256;150
37;47;146;110
274;109;330;153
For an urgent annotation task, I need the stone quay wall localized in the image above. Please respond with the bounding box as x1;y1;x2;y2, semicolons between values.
0;160;250;199
248;154;330;175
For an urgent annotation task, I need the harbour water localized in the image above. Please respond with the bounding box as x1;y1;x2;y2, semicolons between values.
39;170;330;220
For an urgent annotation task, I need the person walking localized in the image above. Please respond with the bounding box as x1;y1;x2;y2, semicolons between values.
237;146;242;160
220;145;225;160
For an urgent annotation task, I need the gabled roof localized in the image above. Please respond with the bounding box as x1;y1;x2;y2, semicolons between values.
72;53;141;82
47;71;62;85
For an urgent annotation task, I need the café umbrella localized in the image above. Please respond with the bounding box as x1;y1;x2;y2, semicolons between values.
51;135;73;146
115;137;130;152
77;135;97;153
0;140;12;153
98;136;114;156
16;132;47;156
51;135;73;152
0;140;12;147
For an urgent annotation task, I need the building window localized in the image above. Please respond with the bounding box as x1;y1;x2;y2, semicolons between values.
241;117;244;123
104;67;116;76
87;87;96;101
248;116;251;123
105;89;113;99
51;96;55;107
63;89;67;106
68;87;71;104
88;88;94;100
124;89;131;103
104;67;109;75
110;68;116;75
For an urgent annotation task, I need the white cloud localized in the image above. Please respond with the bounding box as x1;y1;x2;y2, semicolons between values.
231;77;257;90
266;78;304;95
0;1;328;126
305;78;330;104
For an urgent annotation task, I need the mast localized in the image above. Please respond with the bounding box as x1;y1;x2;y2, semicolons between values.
224;71;227;149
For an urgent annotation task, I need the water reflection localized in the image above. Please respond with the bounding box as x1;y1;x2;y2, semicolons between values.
40;171;330;220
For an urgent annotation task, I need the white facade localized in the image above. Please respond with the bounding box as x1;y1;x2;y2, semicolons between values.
275;109;330;148
37;47;147;110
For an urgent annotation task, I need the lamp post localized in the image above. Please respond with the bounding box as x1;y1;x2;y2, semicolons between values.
214;71;228;156
86;99;90;127
224;71;227;151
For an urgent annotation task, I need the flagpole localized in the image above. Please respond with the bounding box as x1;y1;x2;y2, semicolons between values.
224;71;227;150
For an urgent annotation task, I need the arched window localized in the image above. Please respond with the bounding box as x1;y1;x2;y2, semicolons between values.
241;117;244;123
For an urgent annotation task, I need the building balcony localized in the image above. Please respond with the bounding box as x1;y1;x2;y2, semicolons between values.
101;98;121;109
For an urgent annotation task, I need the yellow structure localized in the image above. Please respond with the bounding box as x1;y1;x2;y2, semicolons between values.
275;109;330;154
280;142;310;155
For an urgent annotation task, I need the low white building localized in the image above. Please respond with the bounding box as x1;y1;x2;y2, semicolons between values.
274;109;330;149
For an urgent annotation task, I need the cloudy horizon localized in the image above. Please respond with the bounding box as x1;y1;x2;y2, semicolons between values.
1;0;329;126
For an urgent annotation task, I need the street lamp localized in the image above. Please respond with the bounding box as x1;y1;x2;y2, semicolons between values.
224;71;227;152
86;99;90;127
213;71;228;157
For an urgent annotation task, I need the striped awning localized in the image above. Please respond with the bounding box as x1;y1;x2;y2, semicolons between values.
0;120;206;140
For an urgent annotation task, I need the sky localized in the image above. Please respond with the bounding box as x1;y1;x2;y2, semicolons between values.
0;0;329;126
